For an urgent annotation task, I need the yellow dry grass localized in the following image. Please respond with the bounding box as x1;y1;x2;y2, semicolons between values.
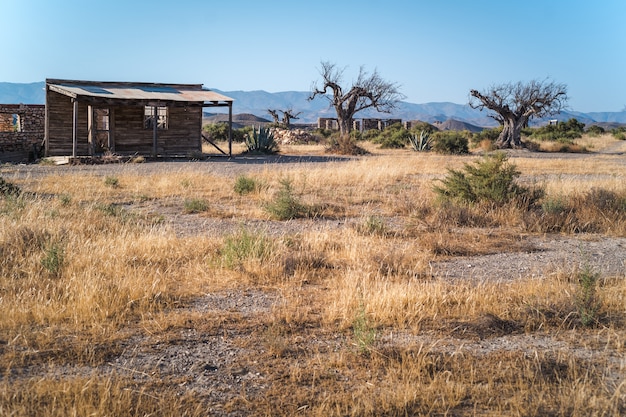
1;139;625;416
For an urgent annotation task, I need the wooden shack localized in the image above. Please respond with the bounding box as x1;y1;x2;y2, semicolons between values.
45;79;234;157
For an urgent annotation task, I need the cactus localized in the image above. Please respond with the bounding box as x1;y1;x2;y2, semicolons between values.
245;126;279;154
409;130;432;152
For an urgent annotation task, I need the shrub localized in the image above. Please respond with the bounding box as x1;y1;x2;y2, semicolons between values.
203;123;249;143
0;176;21;196
433;152;542;205
183;198;209;214
473;126;503;144
611;127;626;140
528;118;585;142
431;131;469;154
576;265;600;327
325;134;369;155
104;176;119;188
244;126;279;154
221;228;272;268
356;215;387;236
352;300;377;355
41;242;65;278
585;125;605;136
370;123;410;149
264;178;307;220
234;175;257;195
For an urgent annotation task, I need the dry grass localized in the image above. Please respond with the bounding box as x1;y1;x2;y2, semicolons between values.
1;141;625;416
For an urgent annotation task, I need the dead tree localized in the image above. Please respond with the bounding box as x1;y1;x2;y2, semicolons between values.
469;79;568;148
281;108;301;127
309;61;404;136
267;109;280;125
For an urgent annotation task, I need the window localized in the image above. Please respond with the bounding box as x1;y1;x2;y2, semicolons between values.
0;113;21;132
94;108;109;131
144;106;168;130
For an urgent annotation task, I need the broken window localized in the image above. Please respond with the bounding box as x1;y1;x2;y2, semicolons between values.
95;108;109;131
144;106;168;130
0;113;21;132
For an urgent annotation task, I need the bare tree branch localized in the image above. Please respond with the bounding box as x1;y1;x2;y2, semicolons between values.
469;79;568;148
309;61;405;135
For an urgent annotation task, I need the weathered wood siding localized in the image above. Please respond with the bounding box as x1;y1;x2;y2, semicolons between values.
113;105;202;155
46;89;90;156
46;87;203;156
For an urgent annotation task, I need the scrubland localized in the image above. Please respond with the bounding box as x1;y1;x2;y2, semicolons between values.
0;135;625;416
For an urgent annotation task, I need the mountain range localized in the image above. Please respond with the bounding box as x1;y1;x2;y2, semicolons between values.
2;81;625;129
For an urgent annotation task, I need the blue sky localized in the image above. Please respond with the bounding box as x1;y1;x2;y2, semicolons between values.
2;0;625;112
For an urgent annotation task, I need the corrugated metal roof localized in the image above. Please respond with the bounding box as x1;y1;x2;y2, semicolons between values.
47;80;233;104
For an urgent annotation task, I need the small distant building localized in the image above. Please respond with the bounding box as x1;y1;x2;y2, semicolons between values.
0;104;45;162
45;79;234;157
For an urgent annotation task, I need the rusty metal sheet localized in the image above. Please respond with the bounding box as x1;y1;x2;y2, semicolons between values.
48;81;233;104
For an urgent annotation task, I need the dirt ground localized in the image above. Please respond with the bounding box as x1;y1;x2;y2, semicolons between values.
1;144;625;415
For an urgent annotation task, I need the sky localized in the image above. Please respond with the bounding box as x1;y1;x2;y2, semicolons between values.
1;0;625;112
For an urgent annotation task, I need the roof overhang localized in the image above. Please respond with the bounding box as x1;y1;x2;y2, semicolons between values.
46;79;233;107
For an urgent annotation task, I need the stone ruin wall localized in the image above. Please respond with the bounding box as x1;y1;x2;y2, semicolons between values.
0;104;45;161
318;117;403;132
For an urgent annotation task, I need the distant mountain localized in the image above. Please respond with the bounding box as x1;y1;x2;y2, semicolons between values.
0;81;45;104
2;82;625;128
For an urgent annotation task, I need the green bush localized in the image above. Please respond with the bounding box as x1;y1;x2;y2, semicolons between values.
41;242;65;278
104;176;120;188
264;178;307;220
585;125;605;136
370;123;410;149
433;152;542;205
244;126;279;154
431;131;469;154
576;265;600;327
611;127;626;140
183;198;209;214
221;228;273;268
527;118;585;142
234;175;257;195
203;123;249;143
473;126;503;144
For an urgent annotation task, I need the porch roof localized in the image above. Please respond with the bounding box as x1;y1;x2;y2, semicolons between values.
46;79;233;106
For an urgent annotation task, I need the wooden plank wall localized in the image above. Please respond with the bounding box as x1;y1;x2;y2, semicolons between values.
46;88;203;156
46;90;90;156
113;105;202;155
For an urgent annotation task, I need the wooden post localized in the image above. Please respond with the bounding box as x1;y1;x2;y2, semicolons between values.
87;105;94;156
152;105;158;157
72;99;78;158
228;102;232;157
44;84;49;156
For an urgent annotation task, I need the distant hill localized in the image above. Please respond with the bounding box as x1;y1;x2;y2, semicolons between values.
432;119;484;132
2;81;625;128
0;81;45;104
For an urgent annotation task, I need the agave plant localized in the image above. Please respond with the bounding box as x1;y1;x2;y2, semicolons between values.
245;126;279;154
409;130;432;152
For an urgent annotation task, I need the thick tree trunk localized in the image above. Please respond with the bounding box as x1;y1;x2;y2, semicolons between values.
336;112;352;136
496;118;524;148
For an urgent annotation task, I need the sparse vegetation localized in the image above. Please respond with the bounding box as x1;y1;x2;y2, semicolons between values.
244;125;279;154
431;130;470;154
1;144;624;416
408;129;433;151
0;176;21;196
234;174;258;195
183;198;209;213
264;178;308;220
433;152;539;205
